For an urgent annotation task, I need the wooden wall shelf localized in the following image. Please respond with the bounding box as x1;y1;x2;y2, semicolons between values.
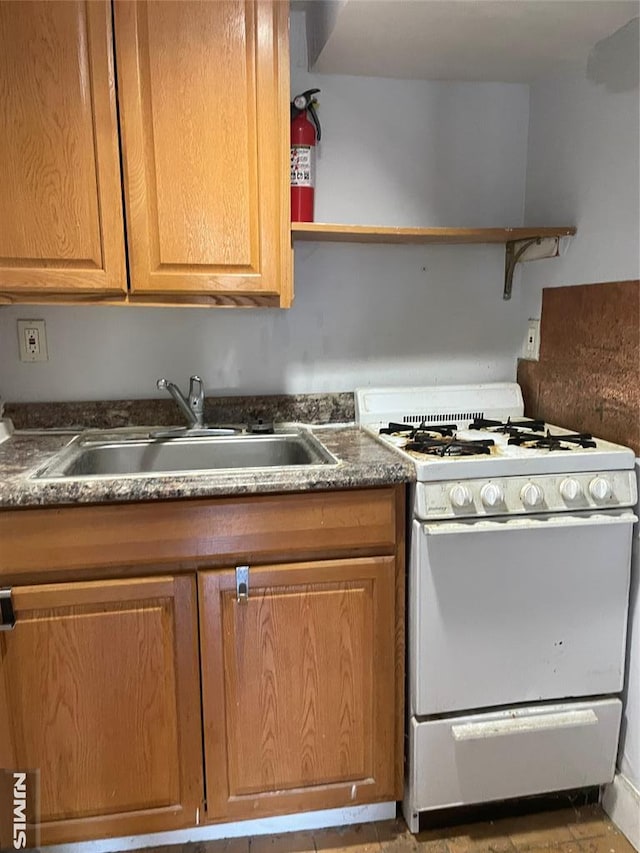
291;223;578;300
291;223;576;245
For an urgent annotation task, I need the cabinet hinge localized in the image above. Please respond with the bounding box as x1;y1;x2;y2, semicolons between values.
0;588;16;631
236;566;249;603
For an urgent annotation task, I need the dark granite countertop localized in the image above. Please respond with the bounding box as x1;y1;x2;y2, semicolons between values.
0;424;415;509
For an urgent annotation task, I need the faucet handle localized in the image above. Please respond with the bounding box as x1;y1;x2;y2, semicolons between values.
188;375;203;398
188;376;204;418
157;378;169;391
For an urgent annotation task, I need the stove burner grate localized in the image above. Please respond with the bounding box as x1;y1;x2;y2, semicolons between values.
507;430;597;451
405;436;495;457
380;421;457;439
470;417;546;434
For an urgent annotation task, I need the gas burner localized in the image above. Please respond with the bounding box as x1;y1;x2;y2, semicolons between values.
405;436;495;458
380;421;457;439
470;417;546;434
508;430;597;451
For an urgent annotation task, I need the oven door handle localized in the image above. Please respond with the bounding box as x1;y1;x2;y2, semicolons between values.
451;709;598;741
424;511;637;535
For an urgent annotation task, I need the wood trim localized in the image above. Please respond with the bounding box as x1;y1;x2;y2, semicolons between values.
394;484;406;798
112;0;150;293
260;0;293;306
0;489;398;583
0;268;124;294
125;291;283;307
291;223;577;245
89;0;128;293
0;292;282;307
39;806;192;846
10;575;176;611
279;95;295;304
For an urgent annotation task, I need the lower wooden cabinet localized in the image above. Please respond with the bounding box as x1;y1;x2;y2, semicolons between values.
0;576;203;845
0;488;405;843
198;557;397;821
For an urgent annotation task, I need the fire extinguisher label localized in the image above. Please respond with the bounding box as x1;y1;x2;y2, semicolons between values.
291;145;314;187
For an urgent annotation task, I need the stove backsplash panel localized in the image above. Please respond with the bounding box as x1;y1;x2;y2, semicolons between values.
518;280;640;455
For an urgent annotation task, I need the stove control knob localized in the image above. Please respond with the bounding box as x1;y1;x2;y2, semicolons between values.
560;478;583;502
450;484;473;509
520;483;544;508
589;476;613;501
480;482;504;508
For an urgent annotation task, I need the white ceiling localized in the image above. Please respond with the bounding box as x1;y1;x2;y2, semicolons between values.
305;0;640;82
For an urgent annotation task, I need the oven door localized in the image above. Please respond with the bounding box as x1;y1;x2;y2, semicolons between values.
410;511;636;717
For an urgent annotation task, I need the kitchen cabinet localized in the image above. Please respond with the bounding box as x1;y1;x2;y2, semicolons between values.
200;556;396;820
0;575;203;845
0;0;291;308
114;0;291;306
0;1;126;297
0;487;404;844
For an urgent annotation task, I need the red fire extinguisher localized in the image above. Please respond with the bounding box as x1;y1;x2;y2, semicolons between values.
291;89;321;222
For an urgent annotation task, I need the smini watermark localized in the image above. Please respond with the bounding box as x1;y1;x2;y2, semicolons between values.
0;770;40;851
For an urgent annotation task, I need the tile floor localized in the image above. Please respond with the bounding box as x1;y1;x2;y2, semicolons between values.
142;805;636;853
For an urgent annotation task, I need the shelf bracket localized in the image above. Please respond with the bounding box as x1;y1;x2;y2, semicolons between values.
503;236;561;300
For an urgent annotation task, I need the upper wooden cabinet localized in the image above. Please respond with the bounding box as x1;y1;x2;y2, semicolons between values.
0;1;126;296
114;0;291;306
0;1;291;307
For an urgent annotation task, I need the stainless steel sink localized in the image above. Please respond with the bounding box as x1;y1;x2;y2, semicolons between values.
32;429;338;479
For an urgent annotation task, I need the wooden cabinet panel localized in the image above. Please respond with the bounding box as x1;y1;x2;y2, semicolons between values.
199;557;396;821
0;1;126;295
114;0;291;305
0;489;399;583
0;576;203;845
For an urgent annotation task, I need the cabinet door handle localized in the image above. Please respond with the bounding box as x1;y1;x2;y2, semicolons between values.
0;588;16;630
236;566;249;603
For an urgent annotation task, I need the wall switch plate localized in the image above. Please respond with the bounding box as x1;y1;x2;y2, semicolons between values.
523;318;540;361
17;319;48;362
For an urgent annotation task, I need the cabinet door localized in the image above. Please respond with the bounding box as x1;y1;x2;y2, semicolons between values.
0;576;203;846
0;1;126;297
199;557;396;821
114;1;291;307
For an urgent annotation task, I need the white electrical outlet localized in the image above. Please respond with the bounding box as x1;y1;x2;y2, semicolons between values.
524;318;540;361
17;319;48;362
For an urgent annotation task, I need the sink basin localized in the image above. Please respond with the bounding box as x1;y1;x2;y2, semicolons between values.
32;430;338;479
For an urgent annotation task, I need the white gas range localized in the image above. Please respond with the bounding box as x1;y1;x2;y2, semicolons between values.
355;383;637;833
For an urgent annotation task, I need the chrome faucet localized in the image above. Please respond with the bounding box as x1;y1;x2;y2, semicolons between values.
157;375;205;429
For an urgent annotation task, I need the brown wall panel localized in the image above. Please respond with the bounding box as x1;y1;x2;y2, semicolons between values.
518;280;640;454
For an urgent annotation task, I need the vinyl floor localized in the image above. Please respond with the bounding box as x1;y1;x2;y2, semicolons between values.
140;804;636;853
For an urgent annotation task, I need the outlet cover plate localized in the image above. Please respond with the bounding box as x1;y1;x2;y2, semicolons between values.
523;318;540;361
17;319;48;362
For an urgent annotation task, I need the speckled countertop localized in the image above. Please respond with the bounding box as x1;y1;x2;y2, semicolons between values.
0;424;415;509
